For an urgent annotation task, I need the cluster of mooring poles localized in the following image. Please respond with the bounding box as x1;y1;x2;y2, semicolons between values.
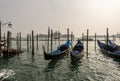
26;30;39;55
0;21;24;59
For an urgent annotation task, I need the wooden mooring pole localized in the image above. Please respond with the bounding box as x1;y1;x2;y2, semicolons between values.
7;31;10;57
17;33;21;51
30;34;31;49
55;31;57;45
58;31;60;46
4;33;5;49
67;28;69;41
16;33;19;51
19;32;21;51
51;30;53;53
86;29;89;58
67;28;70;56
95;33;96;51
32;30;34;55
16;34;17;51
36;34;38;50
47;27;50;53
10;32;12;48
106;28;109;45
27;34;29;52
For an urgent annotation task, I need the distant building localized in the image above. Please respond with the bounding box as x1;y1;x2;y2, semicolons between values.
38;31;75;40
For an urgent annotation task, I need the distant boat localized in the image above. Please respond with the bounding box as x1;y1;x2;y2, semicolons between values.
97;40;120;58
42;40;71;60
70;39;84;60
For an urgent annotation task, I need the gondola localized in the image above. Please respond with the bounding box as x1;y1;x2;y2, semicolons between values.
70;39;84;60
97;40;120;58
42;40;71;60
97;40;116;52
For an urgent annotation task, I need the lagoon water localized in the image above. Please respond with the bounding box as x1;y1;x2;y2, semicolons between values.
0;39;120;81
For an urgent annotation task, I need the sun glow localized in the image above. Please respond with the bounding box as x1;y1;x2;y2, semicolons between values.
89;0;120;12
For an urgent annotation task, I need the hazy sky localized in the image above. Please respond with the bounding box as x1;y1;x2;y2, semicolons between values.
0;0;120;37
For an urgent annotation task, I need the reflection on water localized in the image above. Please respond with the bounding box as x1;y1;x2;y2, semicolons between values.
45;59;60;72
31;55;35;62
44;59;64;81
70;59;82;71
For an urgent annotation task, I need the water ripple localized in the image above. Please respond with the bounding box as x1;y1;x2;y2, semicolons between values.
0;69;15;81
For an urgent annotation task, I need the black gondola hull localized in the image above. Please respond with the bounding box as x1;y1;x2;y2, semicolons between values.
97;40;120;58
44;48;70;60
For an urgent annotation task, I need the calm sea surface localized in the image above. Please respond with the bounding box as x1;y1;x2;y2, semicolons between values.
0;39;120;81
